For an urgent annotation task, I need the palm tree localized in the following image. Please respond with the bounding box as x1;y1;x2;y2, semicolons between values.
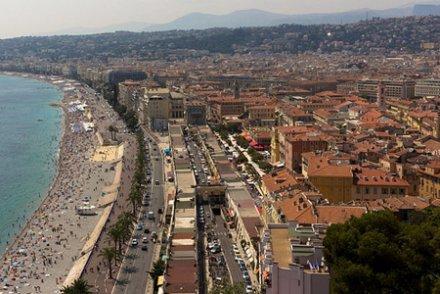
117;212;135;246
60;278;92;294
129;186;142;215
108;225;124;254
99;247;120;279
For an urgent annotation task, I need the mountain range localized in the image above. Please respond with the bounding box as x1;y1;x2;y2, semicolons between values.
42;3;440;36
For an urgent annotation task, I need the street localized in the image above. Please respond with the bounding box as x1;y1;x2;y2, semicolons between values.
112;130;165;294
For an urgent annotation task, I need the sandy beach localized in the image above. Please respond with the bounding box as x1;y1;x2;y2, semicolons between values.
0;73;132;294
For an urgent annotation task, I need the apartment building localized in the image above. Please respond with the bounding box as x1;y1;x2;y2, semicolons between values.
357;80;415;100
185;100;207;126
302;152;353;203
260;224;329;294
117;80;145;111
418;160;440;198
142;88;171;131
170;92;185;119
284;133;330;172
352;167;410;200
415;79;440;97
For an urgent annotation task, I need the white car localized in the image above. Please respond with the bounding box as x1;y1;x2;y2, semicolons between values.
131;239;138;246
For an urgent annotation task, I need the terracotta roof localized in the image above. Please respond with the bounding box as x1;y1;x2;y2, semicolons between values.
303;151;353;178
353;167;410;187
364;196;431;212
315;206;367;224
262;169;299;194
274;195;367;224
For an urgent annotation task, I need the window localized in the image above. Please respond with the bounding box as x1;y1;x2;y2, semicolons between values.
356;187;361;194
365;187;370;194
373;188;378;194
391;188;397;194
399;188;405;195
382;188;388;194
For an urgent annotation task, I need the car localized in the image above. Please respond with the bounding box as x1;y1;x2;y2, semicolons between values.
210;247;220;254
142;199;149;206
131;239;138;246
141;245;148;251
208;241;219;249
242;272;250;280
144;228;150;234
142;237;149;243
246;285;253;293
136;223;143;230
155;180;160;185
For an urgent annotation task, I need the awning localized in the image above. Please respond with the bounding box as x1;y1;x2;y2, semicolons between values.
157;275;164;286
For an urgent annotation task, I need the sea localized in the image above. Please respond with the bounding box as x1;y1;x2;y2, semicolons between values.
0;75;62;254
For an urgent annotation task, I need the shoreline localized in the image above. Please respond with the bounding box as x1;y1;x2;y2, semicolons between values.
0;72;68;261
0;71;129;293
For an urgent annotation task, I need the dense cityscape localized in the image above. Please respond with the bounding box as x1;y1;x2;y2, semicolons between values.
1;4;440;294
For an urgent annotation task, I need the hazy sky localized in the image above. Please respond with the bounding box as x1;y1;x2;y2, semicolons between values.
0;0;421;38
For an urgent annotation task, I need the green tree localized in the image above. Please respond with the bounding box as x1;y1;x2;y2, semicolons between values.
60;278;92;294
210;281;246;294
235;136;249;149
150;259;165;281
323;209;440;294
236;152;248;164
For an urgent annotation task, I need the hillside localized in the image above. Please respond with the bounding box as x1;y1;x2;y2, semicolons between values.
1;16;439;61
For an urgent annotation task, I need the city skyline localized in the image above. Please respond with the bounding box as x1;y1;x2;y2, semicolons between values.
0;0;429;38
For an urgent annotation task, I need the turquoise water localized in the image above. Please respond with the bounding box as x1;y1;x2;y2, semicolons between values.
0;75;62;254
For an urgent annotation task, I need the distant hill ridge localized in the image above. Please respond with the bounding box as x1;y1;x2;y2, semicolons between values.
40;3;440;36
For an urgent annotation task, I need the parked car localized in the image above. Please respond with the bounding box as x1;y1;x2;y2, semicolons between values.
246;285;253;293
136;223;143;230
141;245;148;251
131;239;138;246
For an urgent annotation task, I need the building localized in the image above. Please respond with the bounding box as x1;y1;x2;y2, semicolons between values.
185;100;207;126
142;88;171;131
284;133;330;172
415;79;440;97
357;80;415;100
418;160;440;198
276;102;313;126
352;167;410;200
248;105;276;127
209;97;245;123
117;80;145;111
270;126;317;165
260;223;329;294
261;169;300;199
170;92;185;119
302;152;353;203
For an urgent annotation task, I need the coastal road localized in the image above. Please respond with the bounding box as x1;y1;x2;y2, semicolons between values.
112;130;164;294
